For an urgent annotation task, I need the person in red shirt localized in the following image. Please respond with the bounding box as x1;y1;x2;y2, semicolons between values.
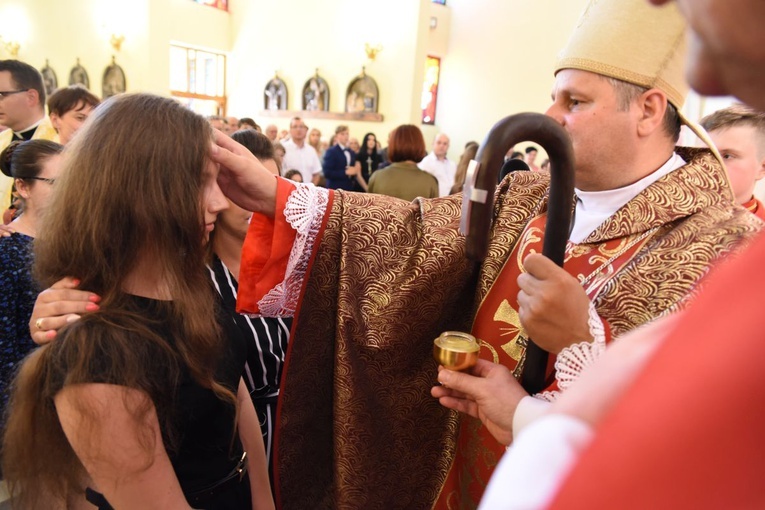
701;104;765;219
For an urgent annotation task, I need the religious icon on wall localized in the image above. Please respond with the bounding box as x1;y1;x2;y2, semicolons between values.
264;74;288;111
102;56;127;99
68;59;90;89
302;70;329;111
40;60;58;97
345;67;379;114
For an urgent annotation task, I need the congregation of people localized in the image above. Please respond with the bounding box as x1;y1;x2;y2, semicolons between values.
2;0;765;508
201;113;497;201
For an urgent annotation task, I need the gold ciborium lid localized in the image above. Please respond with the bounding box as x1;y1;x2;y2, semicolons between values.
433;331;479;371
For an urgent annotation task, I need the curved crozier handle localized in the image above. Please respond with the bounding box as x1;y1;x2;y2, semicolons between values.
460;112;575;394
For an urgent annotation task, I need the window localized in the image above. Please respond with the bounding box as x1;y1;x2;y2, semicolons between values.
421;56;441;125
170;44;227;116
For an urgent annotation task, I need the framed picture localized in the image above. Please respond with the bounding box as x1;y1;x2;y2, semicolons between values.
40;60;58;97
302;71;329;111
264;74;288;110
102;57;127;99
69;59;90;89
346;67;379;114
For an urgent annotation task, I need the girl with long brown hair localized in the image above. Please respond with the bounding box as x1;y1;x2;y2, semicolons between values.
1;94;273;509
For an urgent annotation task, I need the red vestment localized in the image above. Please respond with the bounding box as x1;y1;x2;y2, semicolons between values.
549;230;765;509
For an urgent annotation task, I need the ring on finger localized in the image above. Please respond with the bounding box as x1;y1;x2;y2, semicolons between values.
35;318;44;330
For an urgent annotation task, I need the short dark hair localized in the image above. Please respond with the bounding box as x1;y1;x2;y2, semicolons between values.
0;59;46;107
231;129;275;161
239;117;258;130
47;85;100;117
1;139;62;179
388;124;427;163
604;76;682;143
525;146;538;154
0;139;63;212
284;169;303;182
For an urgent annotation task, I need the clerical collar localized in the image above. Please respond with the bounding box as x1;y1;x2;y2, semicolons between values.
569;152;686;243
12;118;44;141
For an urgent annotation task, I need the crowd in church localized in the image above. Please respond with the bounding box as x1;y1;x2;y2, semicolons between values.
1;0;765;508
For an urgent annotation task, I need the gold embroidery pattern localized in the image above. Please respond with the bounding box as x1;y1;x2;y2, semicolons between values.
274;148;762;510
477;172;551;304
278;191;473;509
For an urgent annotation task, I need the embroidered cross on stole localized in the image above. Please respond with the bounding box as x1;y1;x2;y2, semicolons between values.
435;212;655;510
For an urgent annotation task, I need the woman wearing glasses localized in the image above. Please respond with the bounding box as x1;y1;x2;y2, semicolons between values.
0;139;62;421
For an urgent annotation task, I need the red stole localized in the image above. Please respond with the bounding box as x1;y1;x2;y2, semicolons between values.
435;213;656;510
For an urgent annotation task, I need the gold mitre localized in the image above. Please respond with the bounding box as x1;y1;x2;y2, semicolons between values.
555;0;688;110
554;0;732;191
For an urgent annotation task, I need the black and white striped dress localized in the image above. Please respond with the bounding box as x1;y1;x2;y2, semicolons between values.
208;254;292;479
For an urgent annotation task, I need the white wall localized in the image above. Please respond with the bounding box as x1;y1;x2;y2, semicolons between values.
435;0;589;159
227;0;431;146
7;0;751;180
0;0;229;97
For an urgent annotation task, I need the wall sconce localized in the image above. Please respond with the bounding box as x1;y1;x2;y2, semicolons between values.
110;33;125;52
365;43;383;62
0;36;20;58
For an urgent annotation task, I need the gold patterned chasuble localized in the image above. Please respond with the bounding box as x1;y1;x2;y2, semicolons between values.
272;148;761;510
435;213;655;510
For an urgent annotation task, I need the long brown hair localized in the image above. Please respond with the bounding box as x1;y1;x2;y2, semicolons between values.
451;141;479;194
2;93;235;506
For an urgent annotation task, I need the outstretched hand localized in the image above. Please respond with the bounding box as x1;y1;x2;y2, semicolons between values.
431;359;528;446
517;253;592;354
210;130;278;216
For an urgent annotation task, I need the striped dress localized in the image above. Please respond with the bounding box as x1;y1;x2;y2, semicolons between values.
208;254;292;481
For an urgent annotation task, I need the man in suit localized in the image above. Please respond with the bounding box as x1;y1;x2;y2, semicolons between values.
0;59;58;213
322;125;362;191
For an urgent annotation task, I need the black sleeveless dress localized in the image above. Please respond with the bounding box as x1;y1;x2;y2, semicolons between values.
50;295;253;509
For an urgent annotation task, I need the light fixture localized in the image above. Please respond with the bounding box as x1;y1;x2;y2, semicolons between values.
0;36;20;58
365;43;383;62
110;33;125;52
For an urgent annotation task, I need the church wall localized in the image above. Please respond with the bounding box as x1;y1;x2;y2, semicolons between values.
0;0;230;98
227;0;432;148
434;0;590;160
5;0;749;196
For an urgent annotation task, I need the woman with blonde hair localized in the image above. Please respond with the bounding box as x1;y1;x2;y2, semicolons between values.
1;94;273;510
308;127;323;158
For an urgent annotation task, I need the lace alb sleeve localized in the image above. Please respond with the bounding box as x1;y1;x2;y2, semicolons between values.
535;301;606;402
256;184;330;316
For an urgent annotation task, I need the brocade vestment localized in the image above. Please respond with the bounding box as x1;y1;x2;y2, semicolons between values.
238;147;762;510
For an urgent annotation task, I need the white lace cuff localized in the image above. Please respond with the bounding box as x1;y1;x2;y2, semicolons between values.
534;302;606;402
256;183;330;316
